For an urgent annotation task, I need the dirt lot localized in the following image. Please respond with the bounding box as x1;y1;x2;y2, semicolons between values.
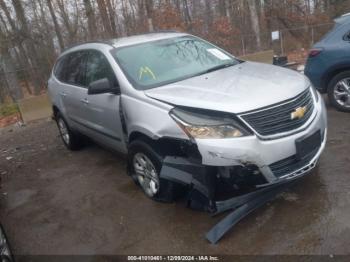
0;101;349;255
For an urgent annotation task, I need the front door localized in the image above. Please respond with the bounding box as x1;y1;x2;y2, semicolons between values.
83;50;126;153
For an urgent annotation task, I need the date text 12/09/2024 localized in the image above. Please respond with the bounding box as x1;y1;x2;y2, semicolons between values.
127;256;220;261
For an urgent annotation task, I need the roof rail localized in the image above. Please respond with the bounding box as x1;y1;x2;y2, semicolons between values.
334;13;350;24
63;40;112;52
148;29;179;33
62;30;182;52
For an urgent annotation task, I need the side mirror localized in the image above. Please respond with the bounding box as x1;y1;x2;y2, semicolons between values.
88;78;120;95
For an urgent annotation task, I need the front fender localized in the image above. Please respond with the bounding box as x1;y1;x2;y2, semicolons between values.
122;94;188;141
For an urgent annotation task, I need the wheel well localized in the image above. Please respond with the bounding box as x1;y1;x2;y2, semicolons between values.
128;131;153;144
52;105;59;119
324;66;350;90
128;131;201;160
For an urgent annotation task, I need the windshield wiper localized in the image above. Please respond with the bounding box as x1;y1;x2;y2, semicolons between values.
188;62;237;79
205;62;236;73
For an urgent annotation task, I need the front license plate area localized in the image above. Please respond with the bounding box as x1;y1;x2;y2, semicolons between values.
295;130;321;160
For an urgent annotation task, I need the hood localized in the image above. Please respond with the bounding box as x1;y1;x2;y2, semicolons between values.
145;61;310;114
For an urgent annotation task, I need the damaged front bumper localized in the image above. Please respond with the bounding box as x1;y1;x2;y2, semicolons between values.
195;96;327;184
159;96;327;243
160;156;299;243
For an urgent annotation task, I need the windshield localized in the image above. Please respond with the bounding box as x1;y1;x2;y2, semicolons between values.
112;36;239;90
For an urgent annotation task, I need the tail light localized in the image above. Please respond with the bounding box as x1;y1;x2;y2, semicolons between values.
308;48;323;58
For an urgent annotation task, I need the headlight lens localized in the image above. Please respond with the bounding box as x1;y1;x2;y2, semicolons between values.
170;108;250;139
182;125;243;139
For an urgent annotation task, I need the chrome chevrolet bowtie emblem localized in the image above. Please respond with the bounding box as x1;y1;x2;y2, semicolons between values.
291;106;307;120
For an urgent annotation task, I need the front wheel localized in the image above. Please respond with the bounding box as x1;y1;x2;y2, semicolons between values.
327;71;350;112
127;139;179;202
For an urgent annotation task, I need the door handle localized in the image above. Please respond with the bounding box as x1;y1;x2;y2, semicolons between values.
80;98;89;105
60;91;67;97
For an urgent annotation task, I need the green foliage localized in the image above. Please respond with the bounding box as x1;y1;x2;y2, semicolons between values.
0;103;19;118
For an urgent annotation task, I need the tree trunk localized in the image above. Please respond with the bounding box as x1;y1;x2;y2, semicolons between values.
83;0;98;39
218;0;227;17
97;0;113;37
247;0;262;51
0;22;22;101
145;0;154;32
56;0;78;44
192;0;201;19
183;0;192;30
11;0;44;94
106;0;118;36
204;0;212;31
46;0;65;50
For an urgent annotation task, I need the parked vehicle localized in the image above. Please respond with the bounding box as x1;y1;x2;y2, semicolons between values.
48;32;327;207
0;224;13;262
305;13;350;112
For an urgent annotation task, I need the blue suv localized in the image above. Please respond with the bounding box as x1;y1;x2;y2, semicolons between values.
305;13;350;112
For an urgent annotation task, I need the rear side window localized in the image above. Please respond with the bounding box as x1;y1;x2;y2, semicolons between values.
65;51;87;86
54;56;68;82
86;50;117;87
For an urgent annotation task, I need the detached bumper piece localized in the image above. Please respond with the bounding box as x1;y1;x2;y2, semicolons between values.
160;156;296;244
206;181;294;244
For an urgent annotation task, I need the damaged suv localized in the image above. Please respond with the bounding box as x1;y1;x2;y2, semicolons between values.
48;32;327;207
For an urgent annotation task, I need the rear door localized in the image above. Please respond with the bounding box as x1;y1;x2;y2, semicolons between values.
83;50;126;153
59;51;89;130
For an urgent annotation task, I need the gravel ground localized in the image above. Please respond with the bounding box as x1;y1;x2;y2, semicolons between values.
0;102;349;255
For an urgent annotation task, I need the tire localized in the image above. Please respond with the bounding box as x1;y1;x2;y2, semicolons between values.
55;112;84;150
327;71;350;112
127;139;179;203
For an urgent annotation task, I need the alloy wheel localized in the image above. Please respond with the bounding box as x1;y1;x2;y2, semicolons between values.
58;118;70;145
133;152;159;197
334;78;350;108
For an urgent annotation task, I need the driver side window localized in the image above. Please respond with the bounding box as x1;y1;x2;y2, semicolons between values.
86;50;118;87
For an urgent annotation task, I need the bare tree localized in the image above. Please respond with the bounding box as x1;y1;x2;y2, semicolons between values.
145;0;154;32
247;0;262;51
46;0;65;50
56;0;79;44
83;0;98;39
204;0;213;31
183;0;192;30
106;0;118;36
0;0;340;104
97;0;113;37
0;24;22;100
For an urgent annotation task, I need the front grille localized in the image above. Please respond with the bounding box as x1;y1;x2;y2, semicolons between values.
240;88;314;136
269;147;319;178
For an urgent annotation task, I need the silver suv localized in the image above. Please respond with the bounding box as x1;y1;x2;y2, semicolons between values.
48;32;327;205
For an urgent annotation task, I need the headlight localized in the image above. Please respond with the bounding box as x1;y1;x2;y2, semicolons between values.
310;84;319;102
169;107;250;139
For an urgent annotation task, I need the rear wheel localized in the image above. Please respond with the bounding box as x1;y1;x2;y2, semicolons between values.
56;113;84;150
127;139;179;202
328;71;350;112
